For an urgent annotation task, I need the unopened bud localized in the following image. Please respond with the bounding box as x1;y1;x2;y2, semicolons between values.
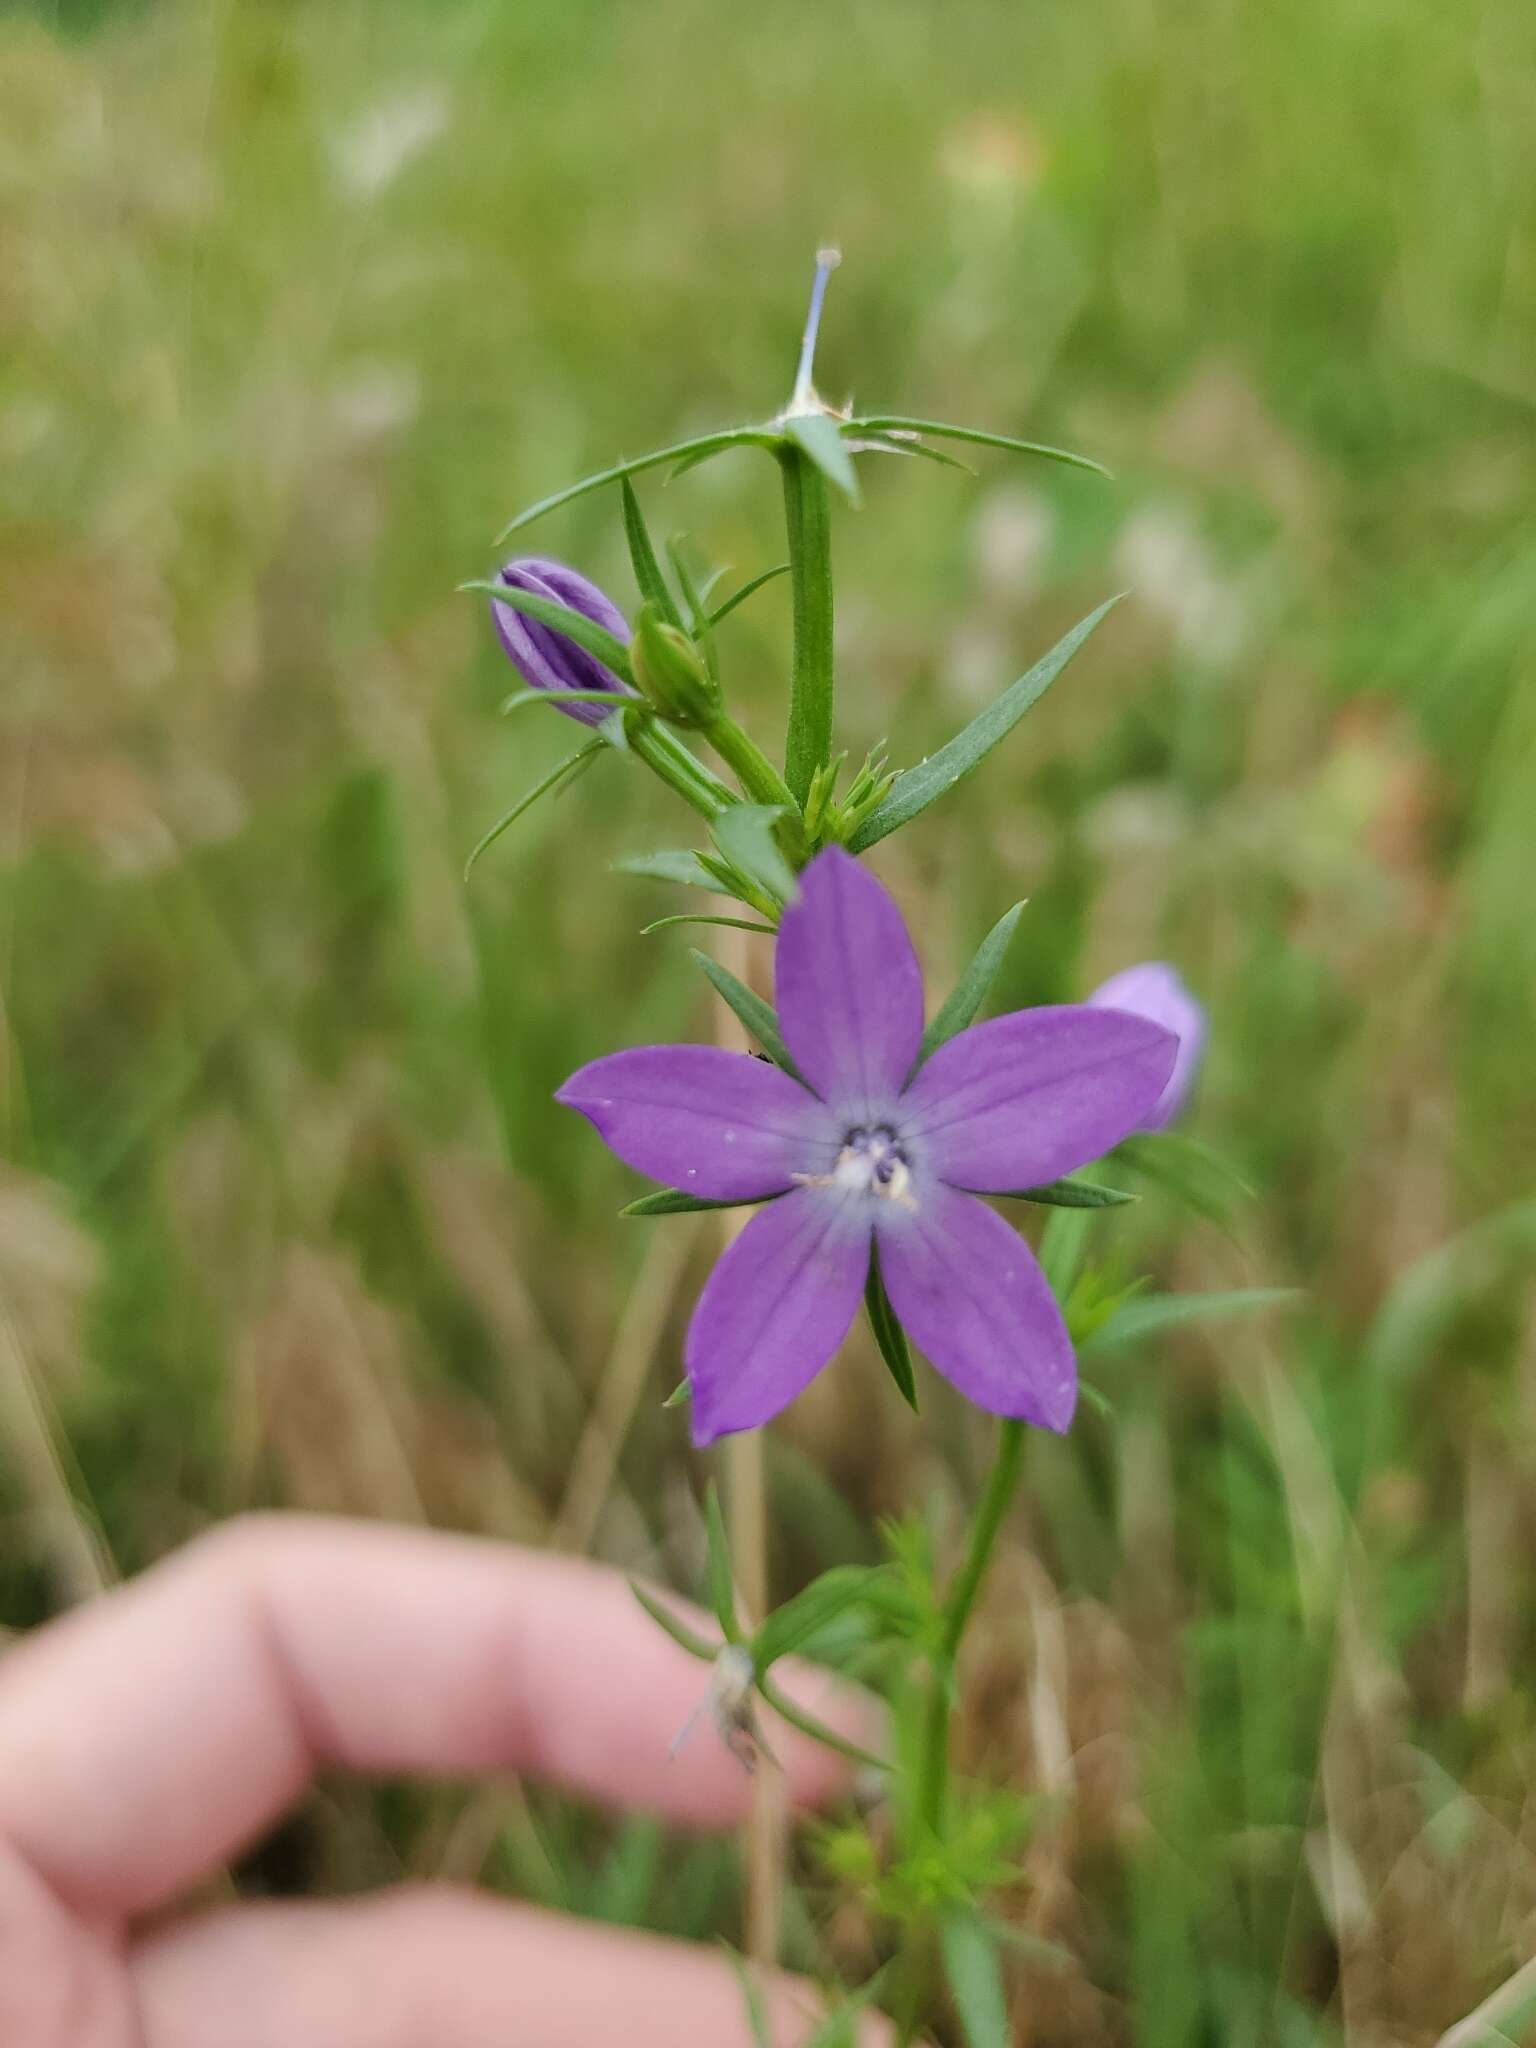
630;603;720;727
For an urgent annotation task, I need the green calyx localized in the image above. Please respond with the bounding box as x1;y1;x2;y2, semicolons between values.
630;602;720;727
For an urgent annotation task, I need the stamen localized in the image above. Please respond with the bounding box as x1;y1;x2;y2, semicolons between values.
795;1121;915;1207
791;245;842;413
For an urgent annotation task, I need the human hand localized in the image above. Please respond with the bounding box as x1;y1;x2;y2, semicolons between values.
0;1515;891;2046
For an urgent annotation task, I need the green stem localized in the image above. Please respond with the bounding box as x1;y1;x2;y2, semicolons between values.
627;718;736;822
703;712;801;814
779;447;835;807
915;1419;1026;1839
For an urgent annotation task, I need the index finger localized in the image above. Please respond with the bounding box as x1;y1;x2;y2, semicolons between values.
0;1515;879;1916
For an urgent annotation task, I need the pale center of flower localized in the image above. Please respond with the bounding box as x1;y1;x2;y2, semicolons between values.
831;1122;914;1204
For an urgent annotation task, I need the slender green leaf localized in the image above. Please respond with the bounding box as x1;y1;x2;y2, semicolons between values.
495;427;781;539
844;414;1110;480
620;477;683;629
1083;1287;1302;1356
707;562;791;626
703;1482;740;1640
860;608;1109;844
662;1380;691;1408
463;739;603;880
785;410;861;505
615;849;725;890
641;913;776;938
712;803;799;906
866;1246;918;1411
856;429;976;474
460;579;636;681
690;950;801;1076
941;1912;1012;2048
628;1578;716;1661
917;901;1025;1061
850;599;1122;851
621;1187;777;1218
1005;1178;1137;1208
753;1563;903;1669
498;687;632;718
756;1673;889;1773
665;535;713;642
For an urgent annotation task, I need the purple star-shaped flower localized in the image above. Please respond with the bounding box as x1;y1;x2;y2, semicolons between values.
557;849;1178;1446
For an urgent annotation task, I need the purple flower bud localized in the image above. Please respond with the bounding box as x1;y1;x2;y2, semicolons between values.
492;558;636;726
1087;962;1205;1131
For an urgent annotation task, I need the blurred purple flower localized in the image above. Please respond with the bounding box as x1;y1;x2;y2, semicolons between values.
492;558;636;726
1087;962;1205;1131
558;850;1177;1445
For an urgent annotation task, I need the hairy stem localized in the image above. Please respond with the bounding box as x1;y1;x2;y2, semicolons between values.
628;718;736;821
703;713;801;815
779;449;835;807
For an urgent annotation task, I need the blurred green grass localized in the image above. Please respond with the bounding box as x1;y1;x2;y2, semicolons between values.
2;0;1535;2039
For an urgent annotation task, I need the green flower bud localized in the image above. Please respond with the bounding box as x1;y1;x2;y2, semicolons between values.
629;603;720;727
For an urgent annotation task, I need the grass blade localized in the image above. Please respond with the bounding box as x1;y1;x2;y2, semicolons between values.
941;1912;1012;2048
703;1481;739;1639
1084;1287;1302;1356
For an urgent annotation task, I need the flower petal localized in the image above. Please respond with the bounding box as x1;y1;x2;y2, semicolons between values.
875;1183;1075;1431
685;1191;872;1445
556;1046;824;1201
774;848;924;1114
902;1005;1177;1191
1087;962;1206;1130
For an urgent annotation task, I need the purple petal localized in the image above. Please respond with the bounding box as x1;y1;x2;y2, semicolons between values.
876;1183;1075;1430
685;1190;872;1445
1088;963;1205;1131
774;848;924;1114
556;1046;824;1200
902;1005;1177;1191
493;558;635;728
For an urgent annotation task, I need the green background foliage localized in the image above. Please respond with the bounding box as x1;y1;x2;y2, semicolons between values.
2;0;1534;2039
